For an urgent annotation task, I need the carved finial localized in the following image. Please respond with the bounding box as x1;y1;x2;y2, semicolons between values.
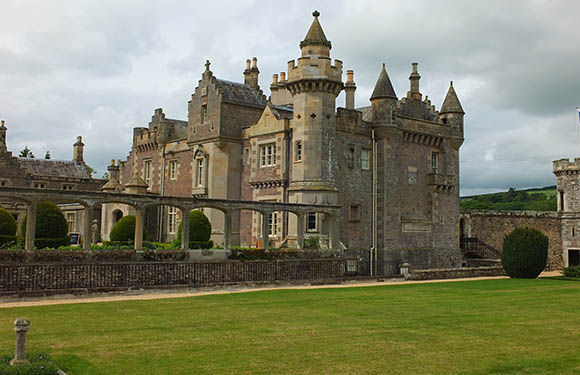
382;63;386;70
205;60;211;72
450;80;453;86
313;10;320;18
1;120;5;128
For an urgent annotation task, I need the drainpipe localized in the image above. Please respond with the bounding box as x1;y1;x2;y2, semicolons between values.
369;129;377;276
284;127;291;243
158;144;166;242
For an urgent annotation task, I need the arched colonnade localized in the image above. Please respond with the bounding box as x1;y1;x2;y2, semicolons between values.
0;187;341;252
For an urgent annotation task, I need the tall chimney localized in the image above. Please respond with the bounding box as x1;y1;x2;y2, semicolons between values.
73;136;84;165
344;70;356;110
0;120;7;152
244;57;260;90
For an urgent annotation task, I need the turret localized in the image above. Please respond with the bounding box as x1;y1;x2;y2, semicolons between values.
344;70;356;110
243;57;260;91
0;120;7;153
299;10;331;57
407;62;421;100
440;81;465;138
370;63;397;126
73;136;84;165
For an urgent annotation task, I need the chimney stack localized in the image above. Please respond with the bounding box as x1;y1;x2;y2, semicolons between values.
0;120;7;152
73;136;84;165
244;57;260;91
344;70;356;110
408;62;421;100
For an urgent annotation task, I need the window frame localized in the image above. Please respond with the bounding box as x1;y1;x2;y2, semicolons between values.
143;159;152;186
361;149;370;170
168;160;178;181
430;152;439;173
306;212;318;232
66;212;76;233
260;143;277;167
295;140;303;162
167;206;177;234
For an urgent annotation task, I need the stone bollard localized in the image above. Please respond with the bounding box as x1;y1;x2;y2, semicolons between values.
400;263;411;280
10;318;30;366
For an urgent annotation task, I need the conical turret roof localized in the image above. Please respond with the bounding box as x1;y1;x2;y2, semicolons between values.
440;81;464;114
300;10;332;49
370;64;397;100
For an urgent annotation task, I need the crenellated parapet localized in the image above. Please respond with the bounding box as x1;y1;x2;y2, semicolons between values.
286;57;343;96
553;158;580;176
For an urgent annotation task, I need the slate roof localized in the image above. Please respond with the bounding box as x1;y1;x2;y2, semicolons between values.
16;158;91;179
215;79;266;107
271;104;294;120
370;64;397;100
440;82;465;114
167;118;188;140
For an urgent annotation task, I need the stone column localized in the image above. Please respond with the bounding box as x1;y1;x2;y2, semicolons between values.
223;210;232;251
261;211;271;250
296;213;305;250
10;318;30;366
82;204;93;252
328;214;340;250
181;208;190;250
134;208;144;250
25;202;37;253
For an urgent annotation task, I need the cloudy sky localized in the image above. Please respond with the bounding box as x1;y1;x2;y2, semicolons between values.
1;0;579;196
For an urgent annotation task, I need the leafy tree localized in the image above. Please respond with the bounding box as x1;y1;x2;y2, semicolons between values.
502;227;548;278
44;151;51;159
85;165;95;178
19;146;34;158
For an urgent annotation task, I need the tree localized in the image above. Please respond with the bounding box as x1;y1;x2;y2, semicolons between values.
502;227;548;278
85;165;95;178
19;146;34;158
44;151;51;159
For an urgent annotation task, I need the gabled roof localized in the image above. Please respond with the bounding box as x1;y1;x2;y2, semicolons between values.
440;81;464;114
16;158;91;179
215;79;266;108
300;11;332;49
370;64;397;101
271;104;294;120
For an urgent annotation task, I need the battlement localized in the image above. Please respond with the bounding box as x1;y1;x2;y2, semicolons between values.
286;57;343;83
553;158;580;173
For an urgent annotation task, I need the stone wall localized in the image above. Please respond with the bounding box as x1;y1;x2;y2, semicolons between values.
408;266;505;280
0;259;349;294
463;210;562;270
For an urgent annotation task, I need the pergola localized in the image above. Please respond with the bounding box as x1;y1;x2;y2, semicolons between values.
0;187;341;252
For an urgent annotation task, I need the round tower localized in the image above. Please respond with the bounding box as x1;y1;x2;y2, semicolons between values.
370;63;398;127
286;10;343;196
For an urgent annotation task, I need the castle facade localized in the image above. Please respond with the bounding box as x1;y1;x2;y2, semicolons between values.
106;11;465;274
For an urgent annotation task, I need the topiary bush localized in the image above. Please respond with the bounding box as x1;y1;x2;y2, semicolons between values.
20;201;70;249
563;265;580;278
501;227;548;278
0;207;17;236
173;210;213;249
109;215;146;242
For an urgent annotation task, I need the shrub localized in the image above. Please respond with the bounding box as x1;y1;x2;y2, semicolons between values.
0;234;17;248
0;352;61;374
174;210;212;247
501;227;548;278
563;265;580;278
304;236;320;249
35;237;70;249
109;215;146;242
20;201;68;239
0;207;17;236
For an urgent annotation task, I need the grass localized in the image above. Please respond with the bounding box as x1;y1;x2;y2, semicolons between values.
0;278;579;374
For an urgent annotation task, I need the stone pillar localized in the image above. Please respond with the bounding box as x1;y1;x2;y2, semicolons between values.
134;208;144;250
82;205;93;252
10;319;30;366
296;213;305;249
25;202;37;252
328;214;340;250
181;208;190;250
261;211;271;250
224;210;232;251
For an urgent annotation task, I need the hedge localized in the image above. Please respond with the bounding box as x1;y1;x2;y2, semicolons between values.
0;207;17;236
563;265;580;278
109;216;147;242
501;227;548;278
0;234;16;247
174;210;212;247
20;201;68;240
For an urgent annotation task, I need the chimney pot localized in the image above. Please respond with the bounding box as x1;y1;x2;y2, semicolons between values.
246;59;251;70
252;57;257;68
280;72;286;82
346;70;354;83
272;74;278;85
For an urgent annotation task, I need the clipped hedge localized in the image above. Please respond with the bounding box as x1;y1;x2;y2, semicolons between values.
35;237;70;249
563;265;580;278
502;227;548;278
0;234;16;247
174;210;212;247
0;207;17;236
20;201;68;240
110;215;146;242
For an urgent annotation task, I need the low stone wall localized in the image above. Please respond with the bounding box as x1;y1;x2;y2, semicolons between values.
408;266;506;281
0;259;350;294
462;210;562;270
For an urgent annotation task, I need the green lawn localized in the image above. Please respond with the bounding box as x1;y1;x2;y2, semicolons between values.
1;278;579;375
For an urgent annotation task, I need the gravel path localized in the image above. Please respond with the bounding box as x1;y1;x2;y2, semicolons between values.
0;271;562;309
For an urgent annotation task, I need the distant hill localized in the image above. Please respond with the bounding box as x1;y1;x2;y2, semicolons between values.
460;186;557;211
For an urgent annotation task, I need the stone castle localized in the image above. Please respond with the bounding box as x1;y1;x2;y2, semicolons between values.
101;11;465;274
